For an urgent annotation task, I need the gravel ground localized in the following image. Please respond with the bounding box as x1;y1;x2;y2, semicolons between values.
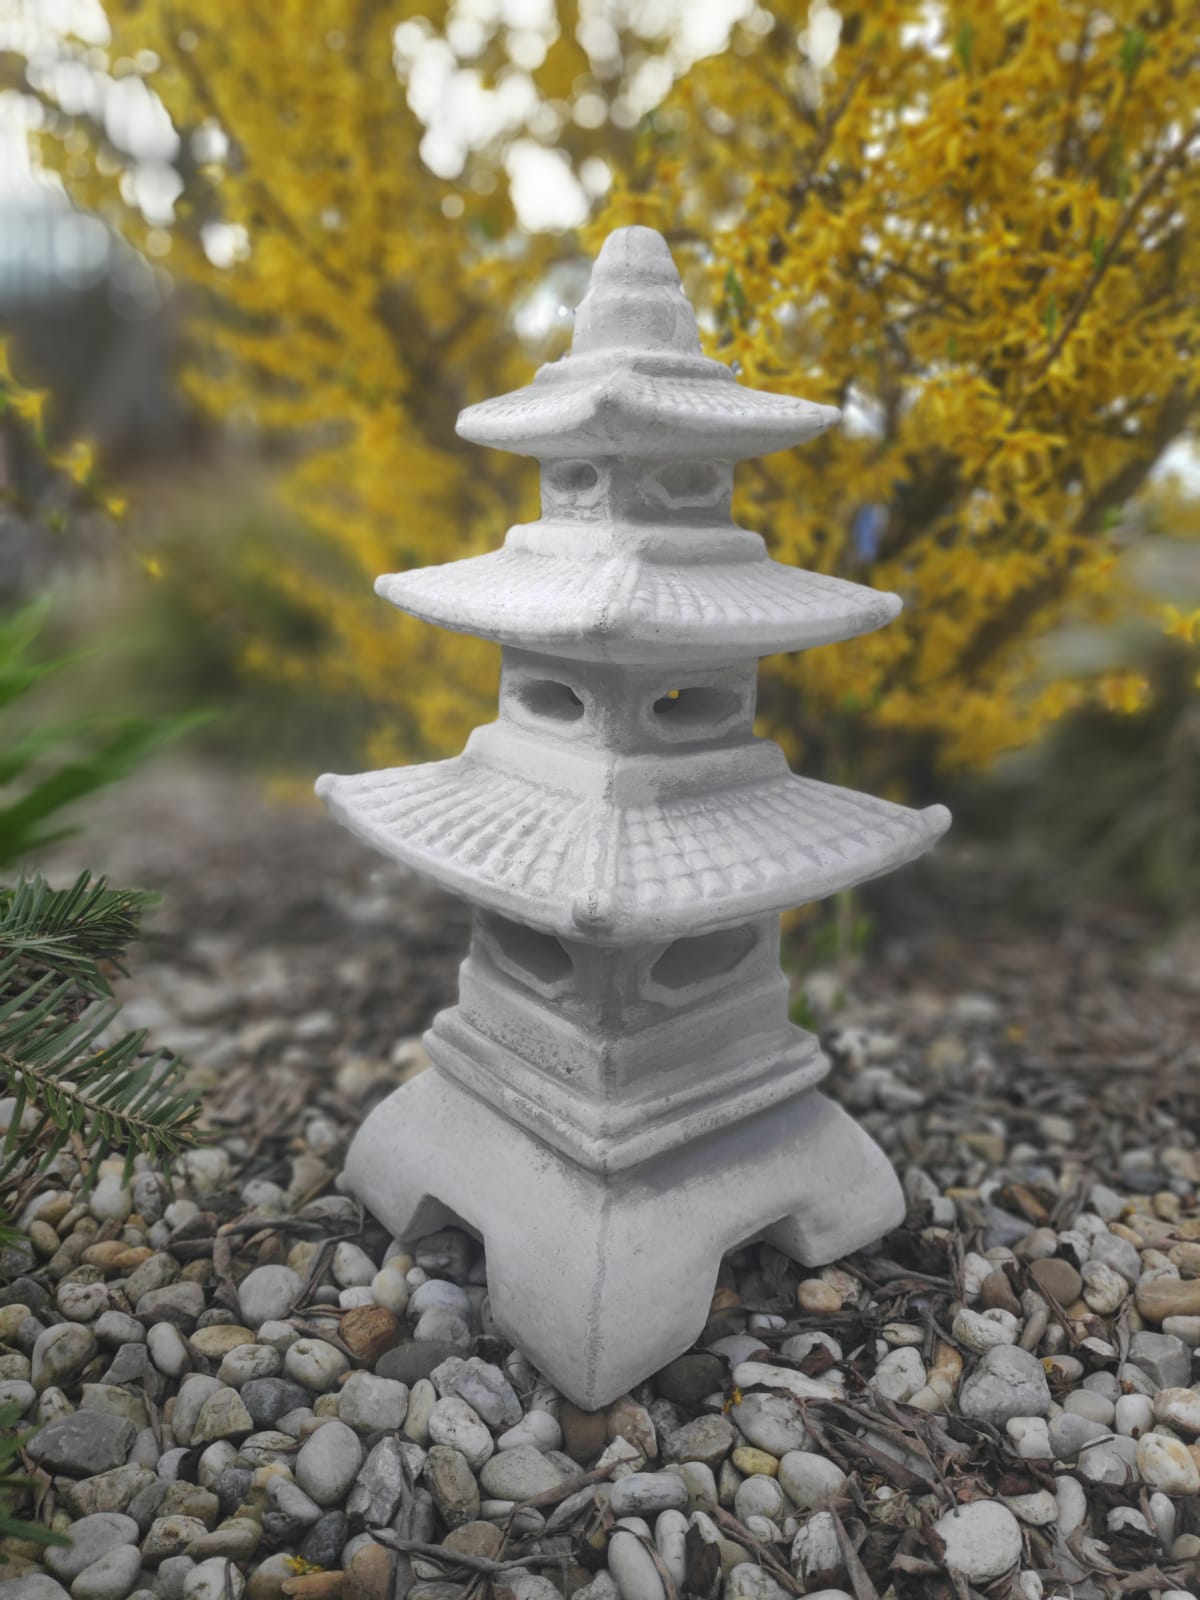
2;764;1199;1600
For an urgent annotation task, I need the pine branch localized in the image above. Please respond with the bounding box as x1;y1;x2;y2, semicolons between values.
0;871;204;1192
0;872;154;992
0;1030;203;1190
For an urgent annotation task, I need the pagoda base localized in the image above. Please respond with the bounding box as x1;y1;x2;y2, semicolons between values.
341;1067;904;1409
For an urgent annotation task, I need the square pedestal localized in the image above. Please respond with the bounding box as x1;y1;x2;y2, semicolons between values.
341;1065;904;1408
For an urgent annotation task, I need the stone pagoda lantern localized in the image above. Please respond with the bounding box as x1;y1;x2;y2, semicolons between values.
318;226;949;1408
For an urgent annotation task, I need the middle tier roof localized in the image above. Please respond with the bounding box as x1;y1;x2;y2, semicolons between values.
317;753;950;943
377;543;901;663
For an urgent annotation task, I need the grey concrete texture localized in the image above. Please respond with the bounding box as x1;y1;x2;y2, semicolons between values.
321;224;949;1407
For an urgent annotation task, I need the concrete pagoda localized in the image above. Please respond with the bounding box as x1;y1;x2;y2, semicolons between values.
319;225;950;1408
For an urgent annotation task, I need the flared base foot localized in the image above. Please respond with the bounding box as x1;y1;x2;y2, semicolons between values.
341;1070;903;1409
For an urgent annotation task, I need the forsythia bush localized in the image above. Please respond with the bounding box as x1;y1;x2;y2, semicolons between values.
26;0;1200;779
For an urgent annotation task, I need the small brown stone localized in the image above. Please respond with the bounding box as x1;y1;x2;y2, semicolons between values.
559;1400;608;1465
1029;1258;1083;1306
979;1269;1022;1315
282;1576;345;1599
112;1246;154;1272
339;1305;402;1364
28;1220;59;1258
190;1325;256;1359
1001;1184;1050;1225
709;1288;741;1315
82;1241;133;1273
345;1543;395;1600
795;1279;842;1314
1169;1242;1200;1278
607;1394;657;1460
443;1521;505;1562
1135;1277;1200;1323
959;1132;1006;1165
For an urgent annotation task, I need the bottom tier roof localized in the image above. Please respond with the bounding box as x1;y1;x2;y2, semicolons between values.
317;756;949;944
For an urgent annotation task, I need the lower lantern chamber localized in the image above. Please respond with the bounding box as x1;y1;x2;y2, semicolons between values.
431;908;827;1173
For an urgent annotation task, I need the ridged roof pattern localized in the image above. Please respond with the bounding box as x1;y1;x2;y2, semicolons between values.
376;546;901;660
456;363;840;461
317;757;950;942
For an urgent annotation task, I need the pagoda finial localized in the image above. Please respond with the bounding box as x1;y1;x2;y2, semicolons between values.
570;225;702;358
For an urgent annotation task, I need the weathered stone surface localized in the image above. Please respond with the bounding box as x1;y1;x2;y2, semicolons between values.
295;1419;363;1506
44;1511;138;1581
932;1502;1022;1581
958;1346;1051;1427
27;1413;136;1477
325;225;939;1408
424;1444;480;1528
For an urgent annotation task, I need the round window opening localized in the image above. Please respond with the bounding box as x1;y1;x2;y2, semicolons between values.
545;460;601;497
518;679;586;722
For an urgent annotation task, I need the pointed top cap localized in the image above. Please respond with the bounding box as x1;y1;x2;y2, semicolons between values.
456;224;840;461
571;225;702;358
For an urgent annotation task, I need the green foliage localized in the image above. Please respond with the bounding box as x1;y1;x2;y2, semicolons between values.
0;1399;70;1547
990;649;1200;916
102;496;376;775
0;872;203;1195
0;601;204;870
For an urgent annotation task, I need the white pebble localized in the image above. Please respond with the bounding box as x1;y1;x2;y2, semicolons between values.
147;1322;190;1379
1150;1490;1177;1547
655;1509;688;1588
1003;1490;1058;1525
931;1501;1022;1581
284;1338;349;1393
339;1371;409;1435
371;1266;410;1315
498;1410;562;1453
777;1451;846;1509
609;1527;666;1600
733;1474;786;1523
1077;1439;1137;1486
218;1344;281;1388
1137;1433;1200;1494
1063;1390;1114;1426
256;1320;299;1352
429;1395;494;1469
89;1175;133;1223
237;1265;302;1327
185;1557;246;1600
1006;1417;1051;1460
1081;1260;1128;1314
952;1307;1019;1354
1115;1394;1155;1437
871;1347;925;1403
332;1242;376;1288
1154;1388;1200;1436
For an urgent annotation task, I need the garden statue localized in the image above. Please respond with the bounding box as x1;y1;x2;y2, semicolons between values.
318;225;950;1408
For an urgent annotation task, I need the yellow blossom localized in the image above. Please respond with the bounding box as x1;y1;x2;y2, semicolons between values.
1098;672;1151;715
17;0;1198;779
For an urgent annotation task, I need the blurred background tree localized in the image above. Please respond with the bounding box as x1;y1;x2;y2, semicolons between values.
2;0;1197;880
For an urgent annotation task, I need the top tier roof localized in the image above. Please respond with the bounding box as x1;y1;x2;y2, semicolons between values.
457;226;840;461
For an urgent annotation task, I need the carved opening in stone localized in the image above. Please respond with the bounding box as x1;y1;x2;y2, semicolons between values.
488;914;574;987
542;458;604;506
519;679;585;722
652;685;740;725
650;926;755;992
645;460;729;509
